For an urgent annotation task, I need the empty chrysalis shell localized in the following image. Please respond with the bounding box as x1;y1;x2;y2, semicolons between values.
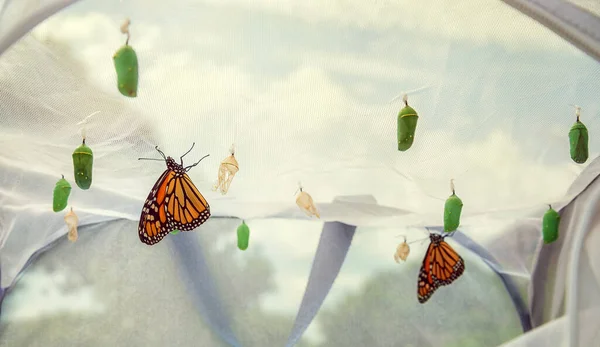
444;179;463;233
397;94;419;151
213;150;239;195
569;107;588;164
64;207;79;242
542;204;560;244
53;175;72;212
113;18;138;97
394;239;410;263
72;139;93;190
237;221;250;251
296;188;320;218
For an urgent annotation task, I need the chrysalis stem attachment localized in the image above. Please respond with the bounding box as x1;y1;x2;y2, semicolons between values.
569;104;582;121
294;181;303;196
121;18;131;45
395;234;407;242
77;111;100;140
450;178;455;195
402;93;408;106
230;143;235;155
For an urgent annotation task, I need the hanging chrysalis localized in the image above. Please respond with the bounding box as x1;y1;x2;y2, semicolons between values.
72;138;94;190
237;220;250;251
295;182;320;218
171;230;180;235
213;144;239;195
568;105;588;164
397;93;419;151
444;179;463;233
542;204;560;244
394;236;410;263
64;207;79;242
52;175;72;212
113;18;139;97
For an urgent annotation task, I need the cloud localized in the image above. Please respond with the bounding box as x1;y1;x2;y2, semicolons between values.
191;0;578;52
18;8;599;221
1;268;105;321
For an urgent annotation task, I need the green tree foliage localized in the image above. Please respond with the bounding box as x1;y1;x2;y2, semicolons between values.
313;254;523;347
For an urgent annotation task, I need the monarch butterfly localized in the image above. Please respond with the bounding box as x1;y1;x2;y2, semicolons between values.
568;106;588;164
113;18;138;97
138;143;211;245
53;175;72;212
72;139;93;190
444;179;463;233
237;220;250;251
417;233;465;304
397;94;419;151
542;204;560;244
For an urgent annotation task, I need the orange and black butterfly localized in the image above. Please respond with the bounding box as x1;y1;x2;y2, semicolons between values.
138;143;211;245
417;232;465;303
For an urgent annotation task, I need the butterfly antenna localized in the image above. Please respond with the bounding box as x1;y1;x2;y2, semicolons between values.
407;236;430;245
154;146;167;161
181;142;196;165
185;154;210;171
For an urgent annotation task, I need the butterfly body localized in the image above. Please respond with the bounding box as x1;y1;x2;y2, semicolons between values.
138;147;211;246
417;233;465;304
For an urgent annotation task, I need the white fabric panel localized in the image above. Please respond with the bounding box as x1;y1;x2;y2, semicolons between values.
2;0;600;346
0;0;81;55
500;0;600;63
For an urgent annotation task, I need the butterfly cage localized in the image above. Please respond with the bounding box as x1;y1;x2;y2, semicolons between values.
1;0;600;346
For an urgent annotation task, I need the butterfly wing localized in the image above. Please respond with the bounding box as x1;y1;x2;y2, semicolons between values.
164;172;211;231
138;169;176;245
417;241;439;304
430;240;465;285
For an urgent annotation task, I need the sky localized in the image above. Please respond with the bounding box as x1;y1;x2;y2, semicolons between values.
2;0;600;345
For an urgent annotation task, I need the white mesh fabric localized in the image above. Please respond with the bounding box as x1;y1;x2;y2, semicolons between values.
1;0;600;346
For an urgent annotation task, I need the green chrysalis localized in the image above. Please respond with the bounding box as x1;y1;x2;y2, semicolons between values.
568;106;588;164
72;139;93;190
443;179;463;233
52;175;71;212
397;94;419;151
171;230;180;235
113;19;138;98
237;220;250;251
542;204;560;244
